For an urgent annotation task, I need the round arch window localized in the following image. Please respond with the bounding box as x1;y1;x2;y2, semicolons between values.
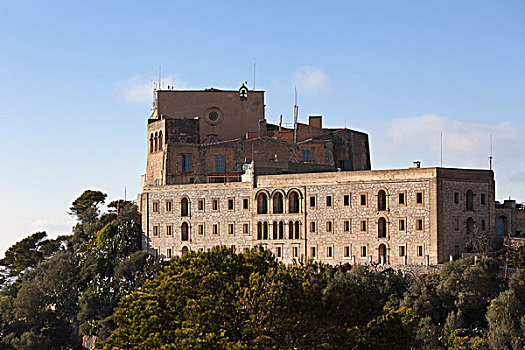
204;107;223;126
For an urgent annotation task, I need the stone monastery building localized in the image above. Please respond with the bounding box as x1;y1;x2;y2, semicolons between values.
138;84;501;266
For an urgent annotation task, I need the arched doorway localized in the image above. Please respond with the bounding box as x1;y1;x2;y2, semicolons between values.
497;216;507;236
288;191;300;213
181;197;189;217
181;222;189;241
273;192;284;214
257;192;268;214
181;246;189;256
466;217;474;235
466;190;474;211
378;217;387;238
377;190;386;211
378;244;387;265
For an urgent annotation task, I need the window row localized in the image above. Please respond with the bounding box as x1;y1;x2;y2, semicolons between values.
256;221;301;240
307;217;425;236
307;190;425;210
152;222;252;238
453;217;487;233
453;190;486;211
152;197;250;215
149;131;163;153
256;190;301;214
307;244;425;259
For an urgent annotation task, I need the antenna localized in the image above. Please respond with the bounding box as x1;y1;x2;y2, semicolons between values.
440;133;443;167
253;62;256;90
489;133;493;170
158;66;162;90
124;187;127;202
293;88;298;144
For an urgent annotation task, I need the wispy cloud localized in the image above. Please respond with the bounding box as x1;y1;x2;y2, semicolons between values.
114;75;189;104
370;114;525;201
292;66;331;94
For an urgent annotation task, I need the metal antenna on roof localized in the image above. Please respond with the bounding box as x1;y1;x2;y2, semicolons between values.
293;87;298;144
159;66;162;90
489;133;493;170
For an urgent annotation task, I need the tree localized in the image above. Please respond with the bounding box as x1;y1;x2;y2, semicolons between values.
486;290;525;350
69;190;107;220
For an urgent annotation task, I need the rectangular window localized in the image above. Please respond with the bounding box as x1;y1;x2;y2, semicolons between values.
182;154;191;172
154;248;159;258
344;220;351;232
293;246;299;258
454;192;459;204
327;246;333;258
228;198;234;211
343;194;350;206
153;225;159;236
398;192;406;205
310;221;316;233
337;137;343;145
167;248;172;259
228;223;234;235
416;191;424;205
344;246;350;258
198;224;204;235
243;223;249;234
481;220;486;230
454;218;460;231
361;246;367;257
215;155;226;173
360;193;367;207
340;160;352;170
326;221;333;233
399;246;406;257
166;225;172;236
166;201;172;212
360;219;367;232
326;195;332;207
481;194;486;205
417;245;424;257
198;199;204;211
301;149;311;161
212;199;219;211
310;246;316;258
276;246;282;258
152;201;159;213
213;224;219;235
399;218;406;232
243;198;249;210
416;218;424;231
309;196;316;207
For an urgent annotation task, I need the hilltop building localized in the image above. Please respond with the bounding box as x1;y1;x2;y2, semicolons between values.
138;84;517;266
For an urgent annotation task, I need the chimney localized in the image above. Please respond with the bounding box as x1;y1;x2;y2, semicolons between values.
412;161;421;168
258;119;267;137
309;115;322;129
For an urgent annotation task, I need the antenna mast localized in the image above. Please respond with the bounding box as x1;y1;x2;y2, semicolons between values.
293;88;298;144
489;133;493;170
159;66;162;90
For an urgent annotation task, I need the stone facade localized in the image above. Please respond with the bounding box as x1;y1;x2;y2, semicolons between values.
139;166;496;265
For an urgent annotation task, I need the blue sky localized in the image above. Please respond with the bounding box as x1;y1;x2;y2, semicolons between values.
1;0;524;255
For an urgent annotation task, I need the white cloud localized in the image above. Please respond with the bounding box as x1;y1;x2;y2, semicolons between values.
114;75;189;104
292;66;331;94
370;114;525;202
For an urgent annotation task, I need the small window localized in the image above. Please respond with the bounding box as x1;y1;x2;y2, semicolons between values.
481;219;486;231
310;221;316;233
360;193;367;207
344;246;350;258
309;196;316;208
399;246;406;257
481;194;486;205
337;137;343;145
361;246;367;257
215;155;226;173
198;224;204;235
152;201;159;213
167;248;172;259
454;192;459;204
243;198;249;210
228;198;234;211
399;218;406;232
327;246;333;258
326;195;332;207
228;223;234;235
416;218;423;231
416;191;424;205
198;199;204;211
417;245;424;257
182;154;191;172
166;201;172;212
292;246;299;258
344;220;351;232
301;149;311;161
343;194;350;206
454;218;459;231
154;248;159;258
360;220;367;232
326;221;333;233
310;246;316;258
213;224;219;235
243;223;249;234
276;246;282;258
166;225;172;236
212;199;219;211
153;225;159;236
398;192;406;205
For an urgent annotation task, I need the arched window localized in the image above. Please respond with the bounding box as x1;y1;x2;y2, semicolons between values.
257;192;268;214
273;221;278;239
378;190;386;211
294;221;300;239
273;192;284;214
158;131;163;150
378;217;387;238
466;190;474;211
154;132;158;152
149;133;154;153
257;221;262;240
288;191;300;213
378;244;387;264
181;222;189;241
288;221;294;239
263;221;268;240
181;197;189;217
279;221;284;239
466;217;474;235
497;216;507;236
181;246;189;256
